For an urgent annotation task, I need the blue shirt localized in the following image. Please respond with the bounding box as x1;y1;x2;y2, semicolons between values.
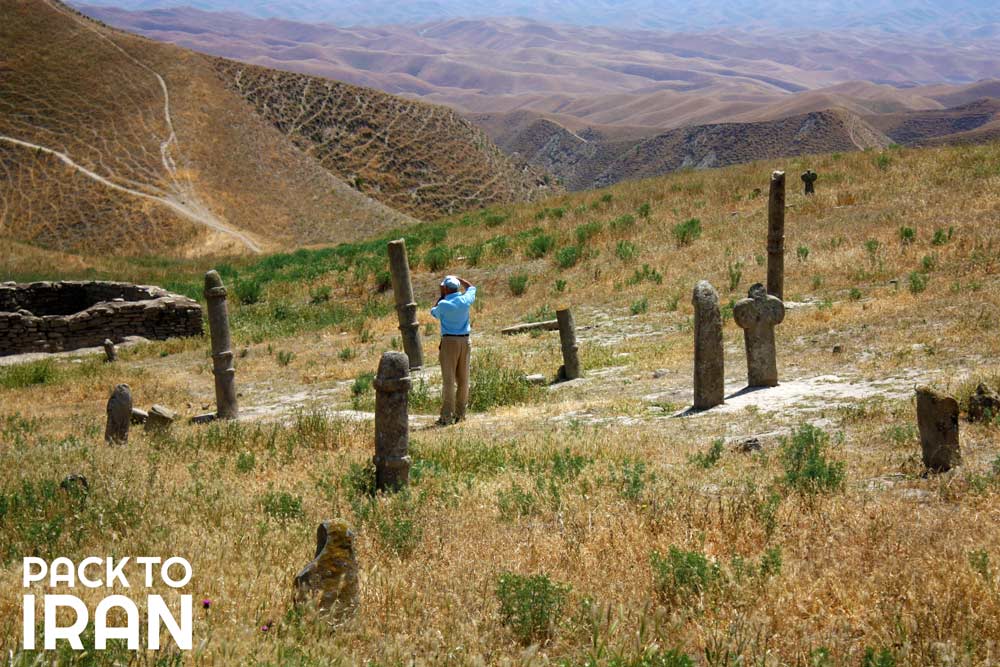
430;286;476;335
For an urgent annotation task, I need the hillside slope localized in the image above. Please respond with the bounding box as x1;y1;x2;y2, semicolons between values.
481;109;892;190
211;59;550;220
0;0;545;257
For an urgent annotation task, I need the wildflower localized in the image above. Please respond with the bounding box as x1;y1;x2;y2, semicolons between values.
202;599;211;609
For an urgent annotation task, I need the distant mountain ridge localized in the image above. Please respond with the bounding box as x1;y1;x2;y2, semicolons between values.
69;0;1000;34
0;0;547;257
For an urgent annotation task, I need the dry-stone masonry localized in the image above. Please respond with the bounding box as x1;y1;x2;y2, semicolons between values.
767;171;786;299
692;281;724;409
556;308;581;381
294;520;360;620
0;281;202;356
916;386;960;472
734;283;785;387
105;384;132;444
374;351;412;492
387;239;423;370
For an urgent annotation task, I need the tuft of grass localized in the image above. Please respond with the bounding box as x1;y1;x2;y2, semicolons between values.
650;547;720;602
508;274;529;296
672;218;702;246
556;245;581;269
690;439;724;468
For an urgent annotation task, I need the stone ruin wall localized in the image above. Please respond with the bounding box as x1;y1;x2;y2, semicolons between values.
0;281;203;356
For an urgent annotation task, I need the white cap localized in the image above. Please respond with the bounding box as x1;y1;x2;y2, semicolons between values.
441;275;460;290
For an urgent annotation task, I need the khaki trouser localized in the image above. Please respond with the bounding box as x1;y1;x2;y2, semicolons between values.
439;336;471;422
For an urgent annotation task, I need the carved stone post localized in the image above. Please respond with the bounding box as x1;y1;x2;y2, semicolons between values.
103;339;117;363
294;520;359;620
767;170;786;299
733;283;785;387
204;270;238;420
801;169;818;195
556;308;581;381
374;351;411;492
105;383;132;444
387;239;423;370
916;387;960;472
692;281;724;409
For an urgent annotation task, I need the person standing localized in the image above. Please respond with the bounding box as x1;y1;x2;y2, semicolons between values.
430;275;476;425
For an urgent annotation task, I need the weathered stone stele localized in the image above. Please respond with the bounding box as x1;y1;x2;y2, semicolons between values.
916;386;960;472
767;171;786;299
374;351;412;492
105;384;132;444
968;383;1000;423
556;308;581;381
204;270;238;420
692;281;724;409
294;520;359;621
387;239;423;370
733;283;785;387
103;339;117;363
801;169;818;195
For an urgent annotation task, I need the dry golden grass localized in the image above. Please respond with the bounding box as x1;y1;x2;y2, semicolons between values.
2;141;1000;665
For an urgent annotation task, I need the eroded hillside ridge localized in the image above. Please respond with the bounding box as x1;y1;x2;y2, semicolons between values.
211;59;553;220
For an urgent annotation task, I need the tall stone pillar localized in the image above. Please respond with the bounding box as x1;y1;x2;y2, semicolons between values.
387;239;423;370
204;270;238;420
692;281;724;409
916;387;960;472
374;351;411;492
767;170;786;299
556;308;581;381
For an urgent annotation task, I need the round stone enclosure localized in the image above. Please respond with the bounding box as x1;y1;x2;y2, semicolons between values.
0;281;203;356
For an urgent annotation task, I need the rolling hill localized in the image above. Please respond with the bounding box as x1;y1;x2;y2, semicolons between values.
0;0;547;257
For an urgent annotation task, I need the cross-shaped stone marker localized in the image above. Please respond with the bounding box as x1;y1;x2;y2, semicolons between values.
801;169;818;195
733;283;785;387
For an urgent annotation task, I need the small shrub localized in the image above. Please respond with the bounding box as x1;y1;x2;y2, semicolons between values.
796;245;810;262
261;491;304;521
690;439;724;469
575;221;603;245
234;278;263;305
612;459;652;501
508;274;529;296
466;243;485;266
616;240;638;261
484;212;508;227
599;193;613;204
921;254;937;272
727;259;744;291
339;347;355;361
637;202;651;218
630;297;648;315
672;218;702;246
898;226;916;245
908;271;929;294
497;483;538;521
969;549;991;582
352;372;374;397
780;424;845;494
526;234;556;259
276;350;295;367
556;246;581;269
862;647;896;667
864;239;880;256
554;279;567;292
650;547;720;601
610;214;636;230
628;264;663;286
849;287;862;301
875;153;892;170
425;246;453;272
495;572;570;643
932;227;954;246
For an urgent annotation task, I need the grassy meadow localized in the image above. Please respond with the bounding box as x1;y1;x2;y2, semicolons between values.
2;142;1000;665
